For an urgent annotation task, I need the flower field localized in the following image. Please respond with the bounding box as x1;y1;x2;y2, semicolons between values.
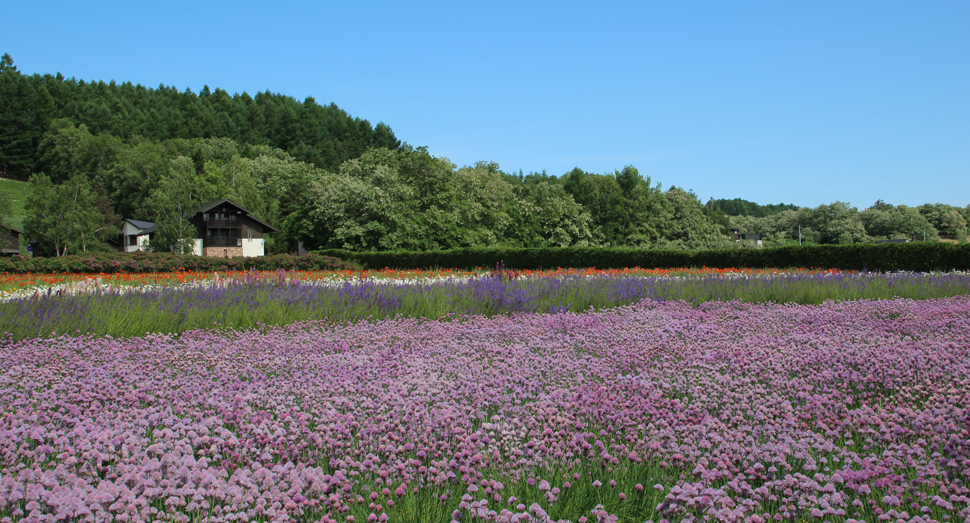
1;270;970;522
0;267;837;297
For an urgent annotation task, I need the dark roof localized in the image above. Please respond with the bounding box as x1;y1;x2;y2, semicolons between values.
8;227;23;235
193;199;250;215
125;219;158;234
188;199;277;232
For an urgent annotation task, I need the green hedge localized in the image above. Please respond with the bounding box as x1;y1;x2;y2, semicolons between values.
317;243;970;272
0;251;362;274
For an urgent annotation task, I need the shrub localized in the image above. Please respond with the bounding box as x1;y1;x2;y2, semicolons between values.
0;251;362;274
317;242;970;272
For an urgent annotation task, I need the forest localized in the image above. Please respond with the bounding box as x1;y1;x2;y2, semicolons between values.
1;53;968;256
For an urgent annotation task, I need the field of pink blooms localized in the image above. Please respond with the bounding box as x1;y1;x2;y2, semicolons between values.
2;295;970;522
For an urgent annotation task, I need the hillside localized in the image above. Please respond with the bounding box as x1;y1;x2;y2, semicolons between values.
0;178;27;229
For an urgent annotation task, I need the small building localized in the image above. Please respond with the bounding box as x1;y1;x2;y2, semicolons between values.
730;228;762;246
186;199;277;258
0;226;22;255
117;219;157;252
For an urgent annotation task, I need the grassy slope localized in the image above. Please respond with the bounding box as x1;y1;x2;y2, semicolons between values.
0;179;29;254
0;179;27;230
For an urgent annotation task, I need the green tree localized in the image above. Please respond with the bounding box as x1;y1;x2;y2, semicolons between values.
453;161;515;247
861;203;938;241
803;202;868;244
0;54;41;179
507;181;593;247
657;188;729;248
144;157;206;254
24;174;111;255
917;203;968;241
287;149;419;251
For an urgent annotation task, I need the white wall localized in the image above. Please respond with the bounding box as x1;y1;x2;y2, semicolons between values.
242;238;264;257
122;233;151;253
192;239;204;257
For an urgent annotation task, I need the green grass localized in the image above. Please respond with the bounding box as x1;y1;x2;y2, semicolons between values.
0;178;28;230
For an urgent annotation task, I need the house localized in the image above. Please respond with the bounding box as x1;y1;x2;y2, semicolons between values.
0;226;22;255
117;219;157;252
730;228;763;246
186;199;277;258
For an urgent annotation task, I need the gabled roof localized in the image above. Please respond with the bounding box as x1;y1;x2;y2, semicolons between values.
8;227;23;235
187;199;277;232
124;219;158;234
193;199;251;216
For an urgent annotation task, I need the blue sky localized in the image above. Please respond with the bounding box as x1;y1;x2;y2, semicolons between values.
4;1;968;208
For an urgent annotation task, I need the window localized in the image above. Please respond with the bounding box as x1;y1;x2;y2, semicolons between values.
203;213;208;222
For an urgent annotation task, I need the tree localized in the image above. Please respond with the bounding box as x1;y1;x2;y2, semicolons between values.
918;203;968;241
0;54;41;179
803;202;868;244
507;181;594;247
144;157;205;253
861;203;938;241
287;149;419;251
658;188;729;248
453;161;515;247
24;174;111;255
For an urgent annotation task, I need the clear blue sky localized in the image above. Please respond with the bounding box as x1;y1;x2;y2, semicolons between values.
4;1;968;208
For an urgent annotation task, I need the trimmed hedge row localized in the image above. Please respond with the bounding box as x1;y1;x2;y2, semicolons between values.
0;252;362;274
318;243;970;272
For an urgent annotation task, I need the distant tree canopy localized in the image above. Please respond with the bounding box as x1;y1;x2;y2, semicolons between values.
707;197;799;217
0;53;400;179
729;200;970;246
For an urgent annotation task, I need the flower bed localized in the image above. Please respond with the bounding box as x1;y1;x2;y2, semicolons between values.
2;271;969;340
2;297;969;522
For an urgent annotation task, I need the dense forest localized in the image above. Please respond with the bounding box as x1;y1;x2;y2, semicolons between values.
0;53;400;179
1;53;968;256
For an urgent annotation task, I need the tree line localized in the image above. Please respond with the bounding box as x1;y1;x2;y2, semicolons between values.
11;119;970;256
0;53;400;179
1;53;967;256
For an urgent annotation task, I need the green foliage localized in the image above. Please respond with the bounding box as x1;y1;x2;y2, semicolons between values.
507;180;594;247
143;156;204;253
0;55;400;177
319;242;970;272
0;54;47;179
707;197;799;217
0;251;360;274
860;203;938;241
918;202;968;241
23;173;115;256
801;201;869;244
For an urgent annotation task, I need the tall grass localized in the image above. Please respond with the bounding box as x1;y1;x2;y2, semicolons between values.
4;271;970;340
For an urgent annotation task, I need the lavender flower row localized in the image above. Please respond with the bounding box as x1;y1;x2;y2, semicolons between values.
3;271;970;340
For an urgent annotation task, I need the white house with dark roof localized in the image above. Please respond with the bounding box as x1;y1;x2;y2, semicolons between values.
118;219;157;252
